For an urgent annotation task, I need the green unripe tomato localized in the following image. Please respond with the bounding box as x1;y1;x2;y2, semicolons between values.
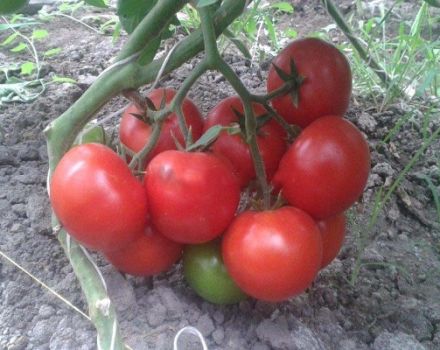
183;241;247;305
0;0;29;14
74;124;107;146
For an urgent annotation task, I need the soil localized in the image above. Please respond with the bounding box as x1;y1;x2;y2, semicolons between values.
1;1;439;349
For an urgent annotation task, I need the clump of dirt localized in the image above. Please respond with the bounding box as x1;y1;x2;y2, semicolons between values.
1;1;439;350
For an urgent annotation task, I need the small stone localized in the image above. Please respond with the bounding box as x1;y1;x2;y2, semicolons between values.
196;314;215;336
30;320;53;345
256;316;291;349
373;162;395;177
212;327;224;344
0;146;17;166
212;310;224;324
7;336;28;350
18;147;40;161
38;305;55;319
373;331;426;350
357;112;378;132
26;193;51;235
158;286;183;319
146;302;166;327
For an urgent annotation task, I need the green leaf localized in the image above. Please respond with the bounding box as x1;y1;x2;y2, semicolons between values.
271;2;294;13
186;125;225;151
10;42;27;52
284;28;297;39
0;22;39;31
44;47;62;57
74;124;107;145
20;61;35;75
1;33;18;46
117;0;157;34
196;0;219;7
85;0;108;8
32;29;48;40
51;75;76;84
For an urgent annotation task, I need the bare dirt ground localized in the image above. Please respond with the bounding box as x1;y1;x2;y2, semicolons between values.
1;1;439;349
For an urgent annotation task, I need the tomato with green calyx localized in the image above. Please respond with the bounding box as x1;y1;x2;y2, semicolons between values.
183;240;247;304
267;38;352;128
0;0;28;14
273;116;370;220
145;150;240;244
119;88;203;162
204;96;287;188
317;212;346;269
222;207;322;302
104;226;183;276
50;143;148;252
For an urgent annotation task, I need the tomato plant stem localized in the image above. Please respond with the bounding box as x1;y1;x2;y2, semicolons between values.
171;60;209;147
116;0;188;62
199;4;271;209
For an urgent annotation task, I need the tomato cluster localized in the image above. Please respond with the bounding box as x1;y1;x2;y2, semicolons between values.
50;38;370;304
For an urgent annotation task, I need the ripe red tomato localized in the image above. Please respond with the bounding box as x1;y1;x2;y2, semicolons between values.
50;143;148;252
317;213;346;269
119;88;204;160
204;96;287;187
104;226;183;276
145;150;240;244
267;38;352;128
183;240;247;304
273;116;370;220
222;207;322;302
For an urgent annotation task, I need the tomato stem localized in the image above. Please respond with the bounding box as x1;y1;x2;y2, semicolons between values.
199;4;271;209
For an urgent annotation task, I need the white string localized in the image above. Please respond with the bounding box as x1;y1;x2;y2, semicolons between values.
173;326;208;350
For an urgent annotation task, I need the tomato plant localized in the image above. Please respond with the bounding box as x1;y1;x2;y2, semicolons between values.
104;226;182;276
267;38;352;128
144;150;240;244
273;116;370;220
317;213;346;269
204;96;287;187
183;240;247;304
119;88;204;160
50;143;148;252
222;207;322;302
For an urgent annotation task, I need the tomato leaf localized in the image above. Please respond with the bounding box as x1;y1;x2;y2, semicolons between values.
31;29;48;41
44;47;62;57
1;33;18;46
84;0;108;8
186;125;225;151
271;2;294;13
51;75;76;84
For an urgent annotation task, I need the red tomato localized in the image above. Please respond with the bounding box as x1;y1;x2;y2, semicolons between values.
204;96;287;187
104;226;183;276
317;213;346;269
222;207;322;302
119;88;204;160
267;38;352;128
273;116;370;219
50;143;148;252
145;150;240;244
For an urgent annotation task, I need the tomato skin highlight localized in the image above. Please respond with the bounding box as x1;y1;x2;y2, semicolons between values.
222;207;322;302
317;213;347;269
119;88;204;161
204;96;287;187
267;38;352;128
50;143;148;252
273;116;370;220
145;150;240;244
183;240;247;304
104;226;183;276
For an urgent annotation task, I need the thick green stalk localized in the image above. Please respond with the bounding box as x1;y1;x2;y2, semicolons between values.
116;0;189;61
57;230;125;350
321;0;393;88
